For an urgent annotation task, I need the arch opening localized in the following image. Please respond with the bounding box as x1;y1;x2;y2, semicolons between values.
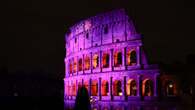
113;80;122;96
84;82;89;93
165;80;176;96
79;59;82;71
73;83;76;96
103;53;110;68
127;50;137;66
73;60;77;73
102;80;109;96
85;56;90;70
92;81;98;96
70;61;73;74
114;51;122;67
127;79;137;96
93;54;99;69
142;79;153;96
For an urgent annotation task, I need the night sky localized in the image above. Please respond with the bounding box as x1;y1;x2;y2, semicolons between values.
1;0;194;77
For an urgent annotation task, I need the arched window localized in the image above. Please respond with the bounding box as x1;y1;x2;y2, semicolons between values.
73;83;76;96
190;87;192;96
114;51;122;67
92;81;98;96
93;54;99;69
102;80;109;96
165;81;176;96
70;61;73;74
142;79;153;96
73;60;77;73
113;80;122;96
104;25;108;34
84;82;89;93
68;84;71;96
78;82;82;93
127;79;137;96
127;50;137;66
103;53;109;68
85;56;90;70
79;58;82;71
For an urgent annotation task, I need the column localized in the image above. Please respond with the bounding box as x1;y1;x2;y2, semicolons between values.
77;56;79;75
90;52;93;73
71;58;74;76
124;47;127;68
82;54;85;74
139;75;143;99
89;79;92;96
111;49;114;71
100;51;102;72
136;75;140;96
122;47;126;67
71;81;73;99
136;46;140;66
76;80;78;95
82;79;84;86
110;77;113;100
68;60;70;77
154;73;159;97
124;76;127;100
99;77;102;100
109;49;112;68
68;81;70;99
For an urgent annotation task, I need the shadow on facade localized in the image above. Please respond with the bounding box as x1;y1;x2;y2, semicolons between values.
73;86;91;110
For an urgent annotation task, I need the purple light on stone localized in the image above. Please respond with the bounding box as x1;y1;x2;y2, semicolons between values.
63;8;176;110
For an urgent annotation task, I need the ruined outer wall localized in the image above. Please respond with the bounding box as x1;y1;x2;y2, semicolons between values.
65;8;139;57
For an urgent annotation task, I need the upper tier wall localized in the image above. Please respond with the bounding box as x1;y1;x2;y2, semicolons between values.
65;9;141;57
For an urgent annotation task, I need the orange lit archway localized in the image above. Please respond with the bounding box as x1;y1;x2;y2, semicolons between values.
68;84;71;96
70;61;73;74
73;60;77;73
127;49;137;66
85;56;90;70
142;79;153;96
102;80;109;96
93;54;99;69
127;79;137;96
103;53;109;68
72;83;76;96
91;81;98;96
114;51;122;67
79;59;82;71
84;82;89;93
113;80;122;96
78;82;82;93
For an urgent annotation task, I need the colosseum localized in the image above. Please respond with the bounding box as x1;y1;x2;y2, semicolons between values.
64;9;178;110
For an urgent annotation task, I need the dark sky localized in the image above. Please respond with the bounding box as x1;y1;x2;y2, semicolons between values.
0;0;194;77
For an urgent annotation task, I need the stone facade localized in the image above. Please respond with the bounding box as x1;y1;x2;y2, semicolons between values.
64;9;177;110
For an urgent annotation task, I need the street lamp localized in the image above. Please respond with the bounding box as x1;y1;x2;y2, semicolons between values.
90;96;98;109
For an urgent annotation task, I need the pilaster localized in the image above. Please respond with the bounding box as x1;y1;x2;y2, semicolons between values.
110;77;113;100
82;54;85;74
99;77;102;100
77;56;79;75
137;75;140;97
154;73;159;97
136;46;141;66
89;79;92;96
90;52;93;73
